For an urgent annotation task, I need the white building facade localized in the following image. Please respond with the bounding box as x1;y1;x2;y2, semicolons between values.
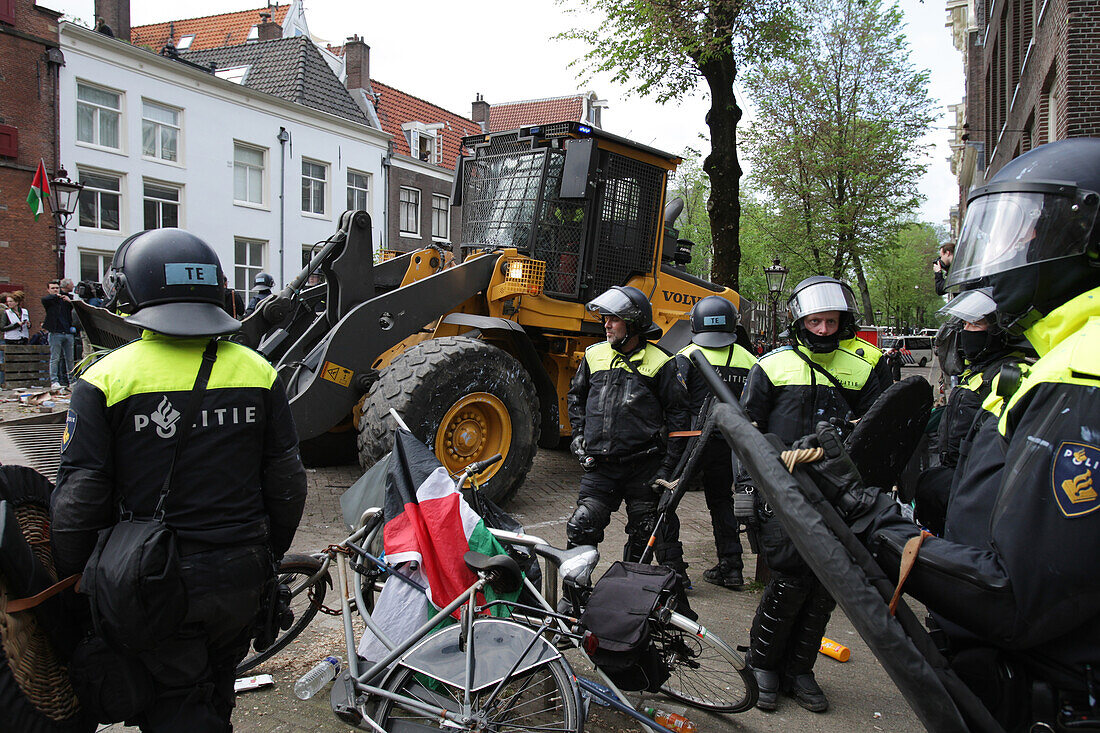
59;22;389;302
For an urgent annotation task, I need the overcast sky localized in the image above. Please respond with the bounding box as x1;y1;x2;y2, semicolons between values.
42;0;964;225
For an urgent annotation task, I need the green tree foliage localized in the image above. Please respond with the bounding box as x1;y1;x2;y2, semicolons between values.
558;0;801;290
866;222;948;330
741;0;935;317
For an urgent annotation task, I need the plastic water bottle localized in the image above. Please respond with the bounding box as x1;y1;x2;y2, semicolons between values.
294;656;340;700
643;707;697;733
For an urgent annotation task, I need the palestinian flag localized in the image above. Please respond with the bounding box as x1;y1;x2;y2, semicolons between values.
358;430;518;662
26;160;51;221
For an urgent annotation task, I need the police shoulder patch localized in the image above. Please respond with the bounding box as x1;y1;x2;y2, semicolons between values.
1052;441;1100;518
61;411;77;453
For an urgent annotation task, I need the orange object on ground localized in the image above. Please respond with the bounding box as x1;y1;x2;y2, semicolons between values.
819;637;851;662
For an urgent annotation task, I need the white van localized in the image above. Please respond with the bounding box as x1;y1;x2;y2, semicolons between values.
881;335;934;367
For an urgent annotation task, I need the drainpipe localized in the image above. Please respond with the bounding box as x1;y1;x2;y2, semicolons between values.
277;127;290;287
381;148;392;254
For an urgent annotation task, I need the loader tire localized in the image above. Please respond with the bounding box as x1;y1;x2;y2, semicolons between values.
358;336;540;505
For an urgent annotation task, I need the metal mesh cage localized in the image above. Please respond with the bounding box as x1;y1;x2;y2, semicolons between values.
590;153;663;296
531;151;588;298
460;150;547;253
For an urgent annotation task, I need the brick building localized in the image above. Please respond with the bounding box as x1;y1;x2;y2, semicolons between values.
0;0;64;329
947;0;1100;223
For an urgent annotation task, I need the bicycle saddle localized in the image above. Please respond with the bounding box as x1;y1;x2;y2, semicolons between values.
464;551;523;594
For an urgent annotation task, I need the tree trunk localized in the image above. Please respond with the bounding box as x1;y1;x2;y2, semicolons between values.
850;251;875;323
700;52;741;291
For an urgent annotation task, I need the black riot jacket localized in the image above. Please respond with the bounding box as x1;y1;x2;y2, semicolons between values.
675;342;757;438
856;285;1100;679
567;340;690;467
741;337;891;446
51;331;308;577
938;351;1026;468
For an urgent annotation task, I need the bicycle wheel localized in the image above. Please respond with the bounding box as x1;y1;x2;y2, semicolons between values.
235;554;329;675
374;623;580;733
655;611;757;713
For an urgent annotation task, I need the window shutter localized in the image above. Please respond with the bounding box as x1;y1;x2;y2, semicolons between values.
433;130;443;166
0;0;16;26
0;125;17;157
407;129;419;157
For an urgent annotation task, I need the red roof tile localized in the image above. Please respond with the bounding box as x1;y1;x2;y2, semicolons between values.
488;95;586;132
370;79;483;170
131;5;289;51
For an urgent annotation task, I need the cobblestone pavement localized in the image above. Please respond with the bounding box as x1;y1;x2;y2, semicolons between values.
213;438;926;733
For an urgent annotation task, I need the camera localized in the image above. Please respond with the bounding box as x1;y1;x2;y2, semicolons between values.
75;280;106;302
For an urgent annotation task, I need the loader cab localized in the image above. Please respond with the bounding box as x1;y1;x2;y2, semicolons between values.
455;122;680;303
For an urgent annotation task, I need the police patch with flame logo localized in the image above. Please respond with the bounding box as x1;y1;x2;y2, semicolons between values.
61;411;77;453
1052;442;1100;518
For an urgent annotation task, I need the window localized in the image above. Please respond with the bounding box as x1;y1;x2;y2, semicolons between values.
215;65;250;84
402;122;444;165
76;83;121;150
432;194;449;240
79;250;113;282
234;238;267;300
301;159;327;215
247;25;259;41
234;143;265;205
347;169;370;212
142;100;180;162
78;171;121;231
176;34;195;50
399;187;421;235
143;182;180;229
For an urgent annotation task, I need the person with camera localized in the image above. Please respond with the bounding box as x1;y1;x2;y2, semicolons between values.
42;278;76;389
566;285;692;591
933;242;954;297
794;138;1100;730
741;276;890;713
51;228;307;731
674;296;757;590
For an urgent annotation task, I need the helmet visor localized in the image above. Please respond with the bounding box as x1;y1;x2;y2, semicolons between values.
789;281;860;322
937;287;997;323
586;288;643;323
947;189;1099;290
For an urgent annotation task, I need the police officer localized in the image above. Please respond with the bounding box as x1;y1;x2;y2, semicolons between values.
798;138;1100;730
915;289;1032;535
741;276;890;712
566;285;691;580
51;229;307;731
674;296;756;589
244;272;275;316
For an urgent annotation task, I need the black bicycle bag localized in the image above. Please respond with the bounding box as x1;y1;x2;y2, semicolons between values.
579;561;678;692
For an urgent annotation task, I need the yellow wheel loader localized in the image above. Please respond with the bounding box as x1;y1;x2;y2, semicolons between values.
78;122;741;504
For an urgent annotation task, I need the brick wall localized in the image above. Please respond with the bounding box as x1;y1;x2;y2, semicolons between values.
387;164;459;254
971;0;1100;179
0;0;62;331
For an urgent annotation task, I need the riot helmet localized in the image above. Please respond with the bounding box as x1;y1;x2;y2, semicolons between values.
948;138;1100;333
787;276;860;353
101;228;240;337
688;296;739;348
586;285;662;350
254;272;275;291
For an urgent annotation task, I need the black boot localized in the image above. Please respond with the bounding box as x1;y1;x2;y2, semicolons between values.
752;667;780;711
781;580;836;713
703;560;744;589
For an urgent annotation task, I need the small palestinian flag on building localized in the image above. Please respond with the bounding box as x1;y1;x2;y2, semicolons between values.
26;160;51;221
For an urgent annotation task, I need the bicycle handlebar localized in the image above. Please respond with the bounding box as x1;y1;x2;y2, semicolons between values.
464;453;503;477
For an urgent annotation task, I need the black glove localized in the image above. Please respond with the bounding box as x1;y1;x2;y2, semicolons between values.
792;422;880;523
791;421;864;503
571;435;595;471
648;464;674;495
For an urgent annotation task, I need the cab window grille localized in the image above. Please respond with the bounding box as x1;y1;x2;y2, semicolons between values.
590;153;663;296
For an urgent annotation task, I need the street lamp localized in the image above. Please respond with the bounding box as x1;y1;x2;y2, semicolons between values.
763;257;788;348
47;167;84;279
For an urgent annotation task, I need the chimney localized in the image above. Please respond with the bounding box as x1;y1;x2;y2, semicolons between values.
94;0;131;42
472;93;490;131
257;12;281;41
344;35;371;92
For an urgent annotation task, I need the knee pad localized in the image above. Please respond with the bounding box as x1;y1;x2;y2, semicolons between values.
566;501;608;548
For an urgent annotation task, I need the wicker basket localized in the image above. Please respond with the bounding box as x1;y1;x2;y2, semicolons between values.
0;485;82;723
